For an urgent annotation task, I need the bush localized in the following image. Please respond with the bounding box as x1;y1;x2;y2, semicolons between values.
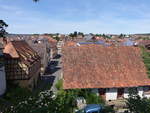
126;88;150;113
4;90;56;113
55;79;63;90
0;84;31;108
102;105;115;113
2;81;111;113
4;84;31;104
141;46;150;78
0;84;32;113
86;93;104;104
74;89;105;105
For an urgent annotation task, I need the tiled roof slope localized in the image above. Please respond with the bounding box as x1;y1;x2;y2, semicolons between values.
3;42;19;58
4;41;40;66
139;40;150;46
63;45;150;89
42;35;57;48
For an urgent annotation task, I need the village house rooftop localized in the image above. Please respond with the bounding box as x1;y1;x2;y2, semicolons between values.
63;44;150;89
3;40;40;80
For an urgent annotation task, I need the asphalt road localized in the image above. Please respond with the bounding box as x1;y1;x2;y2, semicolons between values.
35;54;62;93
36;41;63;93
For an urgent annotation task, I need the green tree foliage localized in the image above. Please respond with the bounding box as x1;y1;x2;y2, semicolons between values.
141;46;150;77
5;90;56;113
100;34;111;39
2;83;113;113
126;88;150;113
69;31;84;38
3;90;77;113
76;89;104;105
78;32;84;37
73;31;77;37
0;85;31;112
52;36;60;41
118;33;125;39
0;20;8;38
55;80;104;105
55;79;63;90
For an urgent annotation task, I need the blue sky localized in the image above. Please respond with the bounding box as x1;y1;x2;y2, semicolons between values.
0;0;150;34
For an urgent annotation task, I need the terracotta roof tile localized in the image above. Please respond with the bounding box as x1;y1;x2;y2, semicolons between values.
139;40;150;46
63;45;150;89
3;41;40;65
3;42;19;58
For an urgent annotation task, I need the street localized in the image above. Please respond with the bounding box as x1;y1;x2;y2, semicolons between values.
35;41;63;93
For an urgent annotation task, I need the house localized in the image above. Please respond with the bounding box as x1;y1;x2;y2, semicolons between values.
0;42;6;96
84;34;93;41
27;38;50;74
3;41;41;90
63;44;150;101
138;40;150;50
42;35;58;58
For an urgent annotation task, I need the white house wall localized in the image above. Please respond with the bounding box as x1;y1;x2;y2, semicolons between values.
138;87;144;98
143;87;150;98
124;87;144;99
144;94;150;98
106;88;117;101
105;87;145;101
124;88;129;98
0;66;6;96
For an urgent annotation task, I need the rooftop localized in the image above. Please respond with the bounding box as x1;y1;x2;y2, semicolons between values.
3;40;40;66
63;45;150;89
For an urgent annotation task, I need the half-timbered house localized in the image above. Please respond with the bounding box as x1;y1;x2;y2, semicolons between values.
3;41;41;90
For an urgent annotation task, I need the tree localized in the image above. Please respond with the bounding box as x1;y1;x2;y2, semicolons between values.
69;31;78;38
0;20;8;38
73;31;78;37
126;88;150;113
118;33;125;39
78;32;84;37
141;46;150;78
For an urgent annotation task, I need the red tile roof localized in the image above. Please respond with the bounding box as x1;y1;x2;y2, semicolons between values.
3;41;40;66
139;40;150;46
63;45;150;89
64;41;77;46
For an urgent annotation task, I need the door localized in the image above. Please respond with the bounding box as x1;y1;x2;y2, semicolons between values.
117;88;124;98
99;88;106;100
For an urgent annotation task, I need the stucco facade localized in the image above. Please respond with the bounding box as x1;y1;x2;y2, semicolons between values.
98;86;150;101
106;88;118;101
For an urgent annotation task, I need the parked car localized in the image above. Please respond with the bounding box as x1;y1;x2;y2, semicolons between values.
76;104;103;113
